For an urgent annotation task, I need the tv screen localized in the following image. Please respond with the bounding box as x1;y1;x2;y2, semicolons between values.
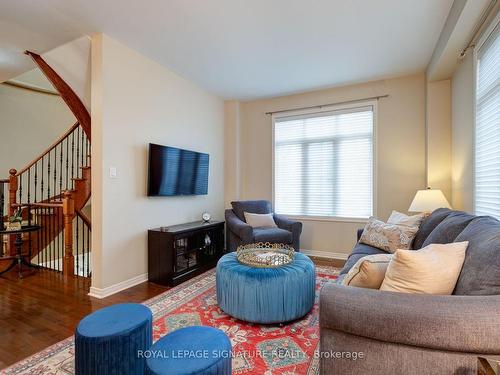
148;143;209;196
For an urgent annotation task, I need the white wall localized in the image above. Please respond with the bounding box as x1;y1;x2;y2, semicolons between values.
451;51;474;212
0;36;90;179
426;79;452;201
226;74;426;257
0;70;75;177
224;100;241;206
91;34;224;293
43;36;92;111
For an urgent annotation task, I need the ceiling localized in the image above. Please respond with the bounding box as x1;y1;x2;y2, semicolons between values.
0;0;453;100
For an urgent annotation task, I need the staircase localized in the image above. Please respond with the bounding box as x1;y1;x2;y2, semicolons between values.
1;51;92;278
1;122;91;277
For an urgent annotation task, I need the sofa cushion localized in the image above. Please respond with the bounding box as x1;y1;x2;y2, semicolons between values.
453;216;500;295
340;242;387;275
412;208;453;249
421;211;475;247
231;200;272;222
253;227;292;244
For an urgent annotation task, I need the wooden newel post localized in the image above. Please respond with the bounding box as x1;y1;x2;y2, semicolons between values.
8;169;18;256
63;191;75;277
8;169;18;216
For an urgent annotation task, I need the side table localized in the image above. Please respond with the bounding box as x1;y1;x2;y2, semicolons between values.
0;225;41;278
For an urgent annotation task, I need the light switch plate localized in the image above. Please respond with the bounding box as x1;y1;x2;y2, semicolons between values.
109;166;117;178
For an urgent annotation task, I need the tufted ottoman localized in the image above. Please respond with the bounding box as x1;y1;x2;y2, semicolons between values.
145;326;232;375
216;252;316;324
75;303;152;375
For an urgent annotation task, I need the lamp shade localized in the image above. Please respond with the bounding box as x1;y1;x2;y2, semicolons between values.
408;189;451;213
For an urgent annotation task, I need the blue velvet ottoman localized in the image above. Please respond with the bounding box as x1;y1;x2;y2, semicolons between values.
75;303;153;375
145;326;232;375
216;252;316;324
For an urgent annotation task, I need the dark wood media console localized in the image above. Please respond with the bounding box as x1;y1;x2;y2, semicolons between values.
148;220;225;286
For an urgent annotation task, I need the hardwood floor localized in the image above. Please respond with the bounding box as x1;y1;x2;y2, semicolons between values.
308;255;346;269
0;269;168;370
0;256;344;370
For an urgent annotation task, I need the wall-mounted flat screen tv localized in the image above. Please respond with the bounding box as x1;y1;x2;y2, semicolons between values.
148;143;209;196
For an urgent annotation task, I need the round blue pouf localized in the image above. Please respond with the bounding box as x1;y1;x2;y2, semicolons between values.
75;303;153;375
216;252;316;324
145;326;232;375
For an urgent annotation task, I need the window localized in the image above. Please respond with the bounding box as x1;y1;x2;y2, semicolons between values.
475;22;500;219
273;103;375;219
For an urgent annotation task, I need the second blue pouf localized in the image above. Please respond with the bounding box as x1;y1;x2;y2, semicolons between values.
146;326;232;375
75;303;153;375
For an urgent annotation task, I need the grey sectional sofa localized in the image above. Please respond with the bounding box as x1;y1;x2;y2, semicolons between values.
320;208;500;375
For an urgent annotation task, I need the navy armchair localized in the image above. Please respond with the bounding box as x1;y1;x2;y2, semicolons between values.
225;200;302;252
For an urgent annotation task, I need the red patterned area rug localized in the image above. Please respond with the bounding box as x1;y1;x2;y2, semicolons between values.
2;265;338;375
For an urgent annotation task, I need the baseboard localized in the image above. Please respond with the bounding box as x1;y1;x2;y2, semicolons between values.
88;273;149;299
301;249;349;260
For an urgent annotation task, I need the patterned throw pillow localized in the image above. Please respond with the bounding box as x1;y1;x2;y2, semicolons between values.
341;254;393;289
359;217;419;253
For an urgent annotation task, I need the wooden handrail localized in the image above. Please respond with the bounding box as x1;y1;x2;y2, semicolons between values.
25;51;91;141
13;202;63;209
14;122;80;176
77;209;91;230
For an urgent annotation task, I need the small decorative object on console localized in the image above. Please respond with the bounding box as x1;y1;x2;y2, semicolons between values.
204;234;211;246
202;212;211;222
237;242;294;268
6;207;23;231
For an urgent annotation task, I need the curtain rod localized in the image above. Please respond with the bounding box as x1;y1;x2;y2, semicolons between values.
459;0;497;59
2;80;60;96
265;94;389;115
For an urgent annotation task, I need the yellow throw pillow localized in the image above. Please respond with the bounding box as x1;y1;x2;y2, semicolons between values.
380;241;469;294
342;254;392;289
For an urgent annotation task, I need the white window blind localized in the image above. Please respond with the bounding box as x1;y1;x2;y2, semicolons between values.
273;105;374;219
475;24;500;219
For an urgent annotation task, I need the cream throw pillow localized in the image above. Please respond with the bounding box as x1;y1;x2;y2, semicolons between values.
387;210;425;228
243;212;277;228
359;218;419;253
380;241;469;294
342;254;392;289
